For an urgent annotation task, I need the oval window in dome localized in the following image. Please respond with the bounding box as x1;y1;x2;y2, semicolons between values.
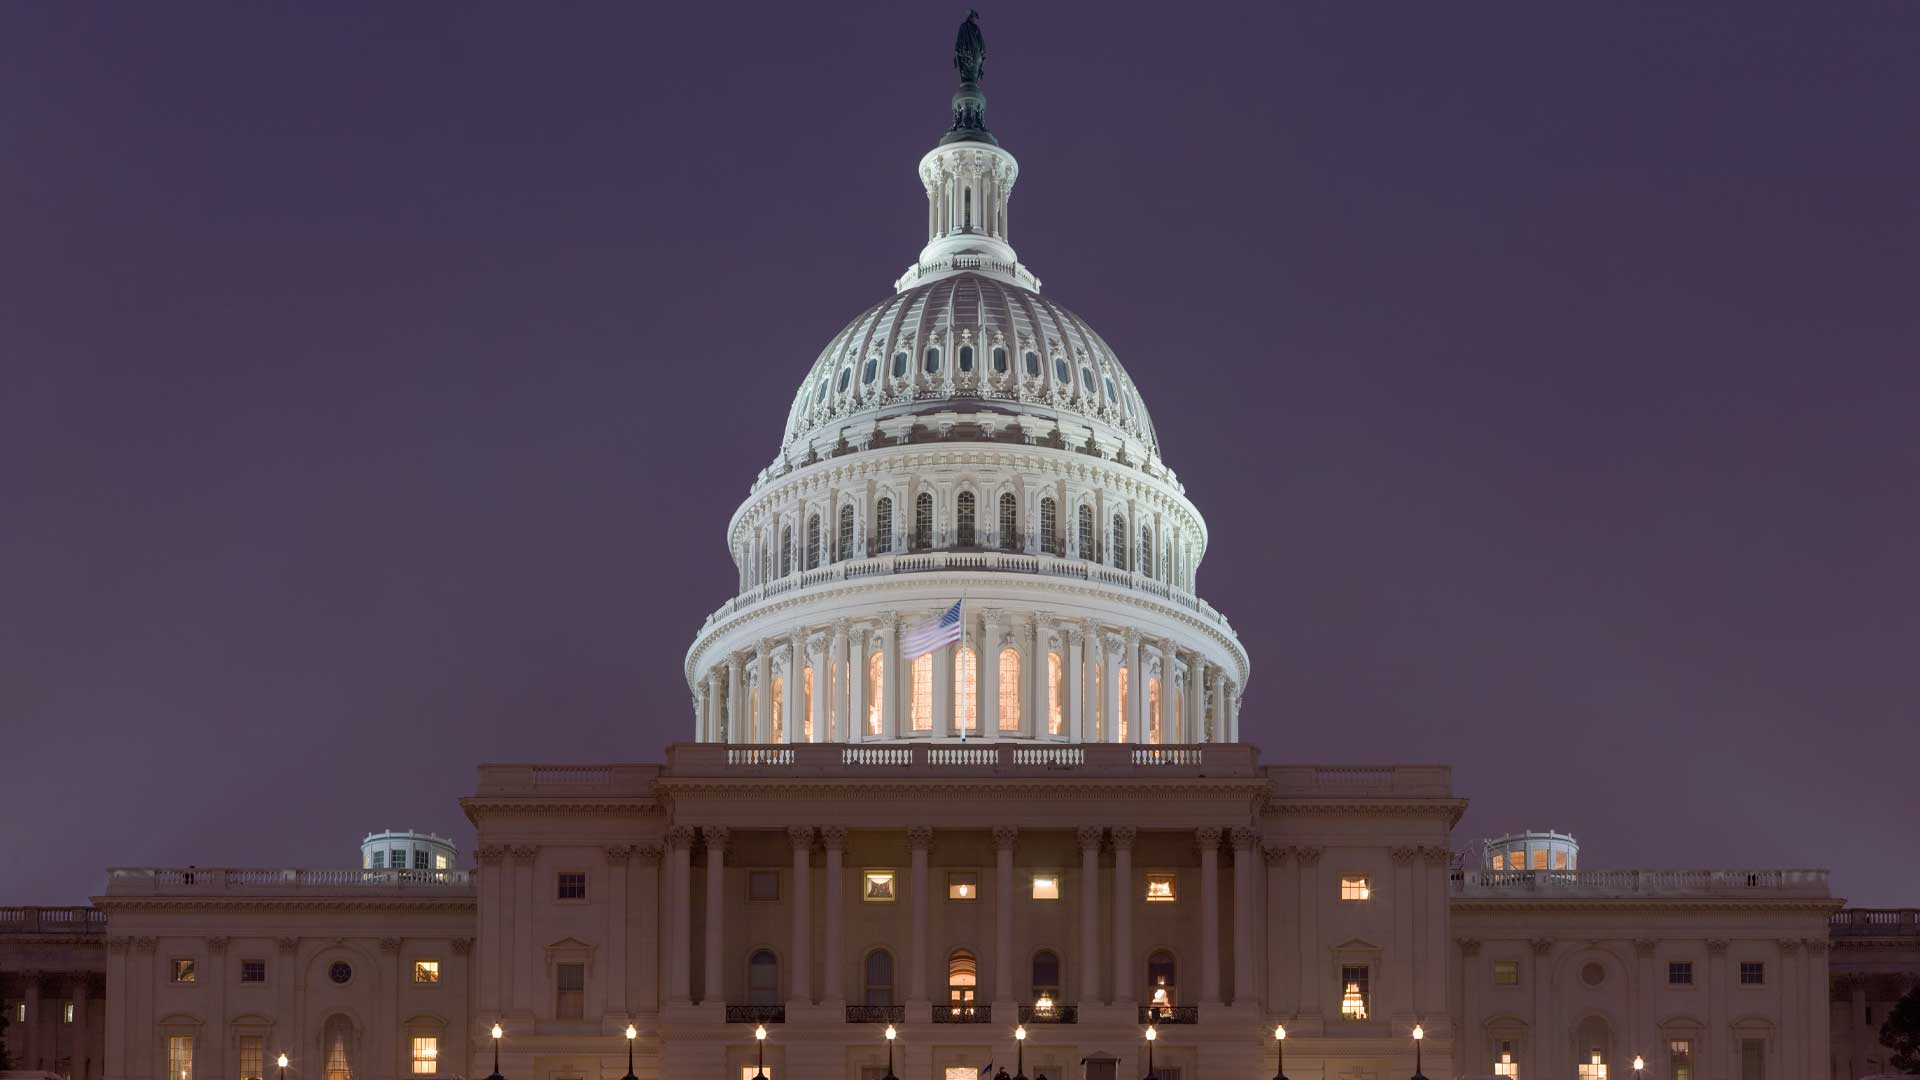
1024;351;1040;377
993;347;1008;374
817;376;829;405
893;351;909;378
1104;375;1117;402
1054;357;1070;384
958;345;974;373
1081;366;1097;395
837;367;851;393
863;356;879;385
925;347;942;374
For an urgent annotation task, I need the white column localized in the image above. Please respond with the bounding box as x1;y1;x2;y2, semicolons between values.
1187;657;1207;742
807;632;828;743
833;621;852;742
667;827;694;1005
1077;827;1103;1006
702;828;727;1007
512;844;537;1015
1210;671;1227;744
1112;826;1136;1004
1297;847;1323;1016
849;627;868;742
908;827;933;1006
726;656;744;742
1125;630;1144;743
789;827;813;1005
607;845;632;1015
1231;828;1255;1006
981;616;1002;734
705;670;724;741
1198;827;1223;1006
755;642;774;743
822;828;847;1005
1102;635;1123;743
1066;627;1086;741
993;827;1017;1008
784;636;803;743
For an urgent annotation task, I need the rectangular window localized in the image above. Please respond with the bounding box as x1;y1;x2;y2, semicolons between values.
1339;965;1369;1020
1740;962;1765;986
1577;1051;1607;1080
171;959;197;984
1552;849;1568;869
434;854;449;870
741;1070;775;1080
947;871;979;900
1340;876;1371;901
748;869;780;901
241;960;266;983
863;871;896;902
556;962;585;1019
1492;960;1519;986
1494;1039;1519;1077
239;1036;264;1080
944;1069;976;1080
1669;961;1693;985
392;849;406;868
1740;1038;1764;1080
168;1036;194;1080
372;851;385;868
910;654;933;731
411;1037;438;1075
1031;874;1060;900
1670;1038;1694;1080
1530;849;1548;870
1145;873;1176;902
413;960;440;984
413;850;430;870
64;1001;75;1023
557;872;587;900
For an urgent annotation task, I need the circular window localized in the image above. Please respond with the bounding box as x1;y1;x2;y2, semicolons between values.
329;961;353;985
1024;351;1040;377
1581;962;1605;987
837;367;851;393
1053;357;1070;384
863;357;878;385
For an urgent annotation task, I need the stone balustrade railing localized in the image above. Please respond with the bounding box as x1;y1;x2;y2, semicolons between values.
104;867;475;895
0;906;107;933
1450;867;1831;898
1831;908;1920;935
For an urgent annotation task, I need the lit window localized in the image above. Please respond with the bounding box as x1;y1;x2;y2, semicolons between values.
945;1069;976;1080
1510;848;1524;868
238;958;264;982
803;665;815;741
1340;876;1371;901
64;1001;75;1023
1031;874;1060;900
770;675;784;741
1340;966;1369;1020
1669;961;1693;985
948;872;978;901
1670;1039;1694;1080
1146;951;1177;1013
1576;1050;1607;1079
556;962;584;1019
1552;849;1568;870
1740;962;1765;986
410;1037;438;1075
557;872;587;900
1531;850;1548;870
867;652;885;736
239;1035;264;1080
1117;667;1129;742
947;951;977;1013
911;654;933;731
1147;676;1162;744
999;648;1021;731
1493;960;1519;986
1494;1039;1519;1078
956;646;978;732
749;870;780;901
1047;652;1064;735
1145;874;1176;902
864;871;896;902
742;1070;776;1080
434;854;448;871
169;1035;195;1080
413;960;440;984
171;959;197;983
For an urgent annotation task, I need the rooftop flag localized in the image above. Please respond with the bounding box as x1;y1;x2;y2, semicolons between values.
902;600;964;660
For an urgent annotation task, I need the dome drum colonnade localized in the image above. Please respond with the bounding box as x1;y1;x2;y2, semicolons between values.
683;8;1248;747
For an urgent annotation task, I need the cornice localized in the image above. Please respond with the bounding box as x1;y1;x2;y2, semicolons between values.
1451;897;1847;914
1265;799;1469;827
654;776;1271;803
91;897;477;913
0;934;106;947
460;797;665;823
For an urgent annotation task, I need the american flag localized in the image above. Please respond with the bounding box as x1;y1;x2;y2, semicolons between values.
902;600;963;660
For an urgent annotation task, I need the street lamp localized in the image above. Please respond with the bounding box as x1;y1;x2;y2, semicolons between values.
1014;1024;1028;1080
276;1053;288;1080
1633;1055;1646;1076
1410;1024;1426;1080
1143;1023;1157;1080
753;1023;768;1079
621;1024;637;1080
487;1024;504;1080
1273;1025;1287;1080
883;1025;898;1080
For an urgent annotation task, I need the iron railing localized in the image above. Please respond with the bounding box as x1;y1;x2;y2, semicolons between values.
1018;1004;1078;1024
725;1005;786;1024
845;1005;905;1024
932;1005;992;1023
1138;1005;1199;1025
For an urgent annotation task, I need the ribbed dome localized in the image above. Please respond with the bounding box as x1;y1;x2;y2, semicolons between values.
781;272;1159;454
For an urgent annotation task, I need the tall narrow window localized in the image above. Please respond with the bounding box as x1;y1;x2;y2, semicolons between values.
1147;951;1178;1013
998;648;1021;731
1031;950;1061;1001
556;963;584;1019
998;492;1017;551
323;1017;352;1080
1039;497;1058;554
838;504;855;561
868;652;885;735
803;666;815;741
1112;515;1127;569
771;676;785;742
1670;1039;1694;1080
959;344;974;373
1047;652;1064;735
239;1036;264;1080
957;491;976;547
409;1038;437;1075
1139;526;1154;578
956;646;978;732
911;654;933;731
963;188;972;230
806;514;822;569
924;346;942;374
1494;1040;1519;1078
169;1036;195;1080
1117;668;1130;742
893;350;909;378
780;526;793;576
914;493;933;550
993;347;1009;374
1340;966;1370;1020
947;951;978;1014
1739;1039;1763;1080
863;355;879;385
748;951;780;1007
864;949;896;1006
1147;677;1162;743
1077;505;1094;560
874;497;894;554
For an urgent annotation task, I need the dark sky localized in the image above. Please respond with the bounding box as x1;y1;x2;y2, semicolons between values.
4;4;1916;908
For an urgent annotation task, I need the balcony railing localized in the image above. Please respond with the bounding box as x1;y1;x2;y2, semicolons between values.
726;1005;786;1024
104;867;474;896
0;907;107;934
1450;868;1830;899
932;1005;992;1024
845;1005;905;1024
1832;909;1920;936
1139;1005;1199;1025
1018;1004;1078;1024
666;742;1258;779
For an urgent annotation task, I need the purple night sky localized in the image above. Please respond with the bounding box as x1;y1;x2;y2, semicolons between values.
3;5;1915;907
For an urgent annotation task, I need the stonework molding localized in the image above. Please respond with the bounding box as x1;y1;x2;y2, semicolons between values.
1778;938;1802;953
1803;938;1828;954
906;825;934;850
788;825;816;849
1262;844;1291;867
634;844;665;865
1294;845;1324;867
665;825;697;850
1390;846;1417;864
476;845;507;864
1528;938;1554;955
277;937;299;953
1110;825;1138;851
1421;845;1451;866
107;936;131;953
508;844;540;862
206;936;229;953
1633;938;1658;957
1075;825;1104;851
991;825;1019;851
1706;939;1729;954
701;826;731;854
451;937;474;955
1194;825;1223;849
133;937;157;951
1229;826;1258;850
1457;937;1482;956
819;825;849;850
378;938;403;953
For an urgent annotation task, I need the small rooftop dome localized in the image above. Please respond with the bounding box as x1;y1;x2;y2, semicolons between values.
1483;830;1578;872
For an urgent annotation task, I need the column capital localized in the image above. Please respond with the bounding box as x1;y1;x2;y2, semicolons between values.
806;631;830;657
1075;825;1105;852
634;843;665;865
1294;845;1324;866
1706;938;1729;955
906;825;935;851
1777;938;1802;954
106;937;132;954
1262;844;1292;867
476;844;507;865
276;937;300;954
1195;825;1224;849
1064;626;1084;647
1420;845;1452;866
702;826;730;853
831;617;851;639
755;638;774;659
1390;846;1418;864
1122;627;1141;648
879;612;900;631
604;844;636;864
819;825;849;850
1803;938;1828;954
509;844;540;862
133;937;158;952
992;825;1019;852
1529;938;1555;956
1457;937;1482;956
378;938;403;954
666;825;697;850
788;825;816;849
451;937;475;955
1633;938;1658;957
205;936;229;953
1110;824;1138;850
1229;826;1258;851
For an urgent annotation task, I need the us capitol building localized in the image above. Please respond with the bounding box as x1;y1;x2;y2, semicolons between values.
3;14;1909;1080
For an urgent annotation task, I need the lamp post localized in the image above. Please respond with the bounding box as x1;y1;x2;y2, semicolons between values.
621;1024;637;1080
1143;1023;1157;1080
1014;1024;1028;1080
487;1024;504;1080
1633;1055;1646;1077
753;1023;768;1079
275;1053;288;1080
1410;1024;1426;1080
883;1024;898;1080
1273;1025;1287;1080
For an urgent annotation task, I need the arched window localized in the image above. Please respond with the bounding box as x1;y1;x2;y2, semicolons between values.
780;525;793;577
837;504;855;562
998;648;1021;731
1105;374;1118;402
1139;526;1154;578
1093;663;1103;741
864;949;895;1006
1047;652;1064;736
803;666;815;742
863;355;879;385
993;346;1009;374
806;514;822;570
1078;505;1095;561
914;493;933;551
924;346;941;374
1031;950;1062;1001
1081;365;1097;394
911;654;933;731
1054;356;1071;385
322;1016;353;1080
956;647;977;732
1117;667;1130;742
1024;351;1040;377
963;187;972;230
747;684;759;740
892;350;909;378
947;950;978;1014
770;677;784;742
956;491;976;547
874;497;894;554
1147;676;1162;744
1039;497;1058;554
958;345;974;373
1147;951;1178;1013
1112;515;1127;569
867;652;885;736
837;366;852;393
998;492;1017;551
748;950;780;1006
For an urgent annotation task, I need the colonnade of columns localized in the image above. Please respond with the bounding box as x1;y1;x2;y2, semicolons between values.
694;612;1239;745
2;970;97;1078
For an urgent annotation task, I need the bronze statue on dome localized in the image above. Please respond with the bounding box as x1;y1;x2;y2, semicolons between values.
954;10;986;84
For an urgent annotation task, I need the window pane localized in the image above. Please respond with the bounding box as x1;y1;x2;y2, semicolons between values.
1340;965;1369;1019
1031;874;1059;900
240;1037;264;1080
864;871;896;901
413;960;439;984
1145;874;1176;901
1493;960;1519;986
1341;877;1371;901
410;1038;438;1076
999;648;1021;731
948;872;978;900
956;647;977;731
169;1036;195;1080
